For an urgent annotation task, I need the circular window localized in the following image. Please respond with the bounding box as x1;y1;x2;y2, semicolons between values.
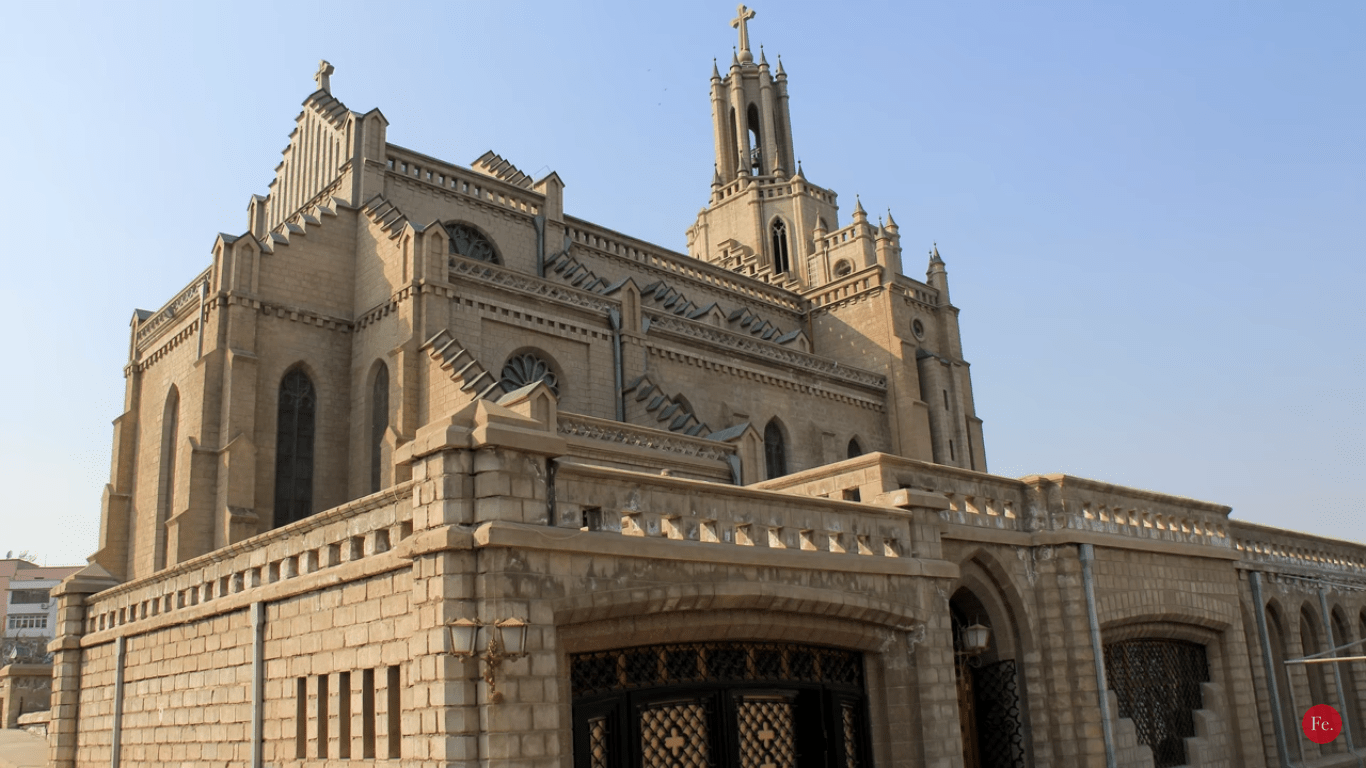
912;319;926;339
833;259;852;277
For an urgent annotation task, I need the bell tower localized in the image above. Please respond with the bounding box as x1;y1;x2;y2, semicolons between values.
687;6;902;291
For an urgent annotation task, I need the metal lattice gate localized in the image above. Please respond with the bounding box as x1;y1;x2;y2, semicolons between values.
1103;639;1210;768
971;659;1026;768
571;642;869;768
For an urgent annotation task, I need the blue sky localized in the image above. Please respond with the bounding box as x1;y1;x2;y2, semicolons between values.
0;1;1361;565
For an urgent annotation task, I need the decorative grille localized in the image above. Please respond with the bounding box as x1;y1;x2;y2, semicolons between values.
500;353;559;395
971;659;1026;768
589;716;611;768
640;701;711;768
1103;639;1209;768
571;642;864;697
445;223;499;264
736;698;796;768
840;703;859;768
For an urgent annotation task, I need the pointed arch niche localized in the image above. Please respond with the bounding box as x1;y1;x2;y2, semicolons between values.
154;386;180;571
370;360;390;494
274;367;317;529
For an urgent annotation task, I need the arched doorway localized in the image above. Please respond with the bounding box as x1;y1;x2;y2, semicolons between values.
571;641;869;768
951;588;1026;768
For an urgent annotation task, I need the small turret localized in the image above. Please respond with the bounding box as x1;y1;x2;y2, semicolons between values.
926;243;950;305
885;209;899;236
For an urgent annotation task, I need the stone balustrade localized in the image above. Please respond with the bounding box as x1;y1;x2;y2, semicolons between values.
387;146;541;218
553;462;949;567
565;220;806;315
82;483;415;638
133;268;211;352
1234;521;1366;578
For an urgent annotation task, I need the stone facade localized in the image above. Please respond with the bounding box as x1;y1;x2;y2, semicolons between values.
52;11;1366;768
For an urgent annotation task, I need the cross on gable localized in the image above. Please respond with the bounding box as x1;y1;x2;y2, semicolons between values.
314;60;335;93
731;5;757;62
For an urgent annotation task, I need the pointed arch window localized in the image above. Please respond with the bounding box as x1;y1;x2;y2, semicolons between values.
771;219;791;274
764;419;787;480
274;369;316;528
370;362;389;494
847;438;863;459
155;387;179;571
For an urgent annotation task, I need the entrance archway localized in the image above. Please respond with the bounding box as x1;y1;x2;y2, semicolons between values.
571;641;870;768
951;588;1026;768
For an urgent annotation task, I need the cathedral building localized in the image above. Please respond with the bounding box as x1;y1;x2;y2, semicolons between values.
51;9;1366;768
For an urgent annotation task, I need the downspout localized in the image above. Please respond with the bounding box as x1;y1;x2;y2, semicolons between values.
196;281;207;359
1079;543;1118;768
608;309;624;421
1317;587;1361;762
111;636;126;768
1251;571;1293;767
252;601;266;768
534;214;546;277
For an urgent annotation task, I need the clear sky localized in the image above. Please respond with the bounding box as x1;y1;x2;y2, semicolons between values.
0;1;1361;566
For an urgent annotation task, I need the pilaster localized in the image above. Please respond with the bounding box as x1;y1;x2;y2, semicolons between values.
49;564;122;768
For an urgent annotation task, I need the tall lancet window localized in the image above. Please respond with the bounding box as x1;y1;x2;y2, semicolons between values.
771;219;791;274
370;362;389;494
155;387;179;571
764;419;787;479
274;368;316;528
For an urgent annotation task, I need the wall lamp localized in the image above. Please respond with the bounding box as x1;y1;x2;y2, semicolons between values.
448;617;529;703
956;622;992;668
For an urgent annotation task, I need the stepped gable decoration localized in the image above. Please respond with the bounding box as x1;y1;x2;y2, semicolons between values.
623;375;712;437
471;150;534;189
541;247;804;346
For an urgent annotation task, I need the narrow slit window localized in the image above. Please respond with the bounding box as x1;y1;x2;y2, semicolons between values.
317;674;329;758
362;668;376;758
295;677;307;759
387;666;402;758
338;671;352;759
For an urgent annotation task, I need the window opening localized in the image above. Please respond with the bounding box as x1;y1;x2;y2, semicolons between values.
444;222;500;264
274;369;317;528
847;438;863;459
1103;639;1209;768
764;419;787;479
771;219;791;274
500;352;559;396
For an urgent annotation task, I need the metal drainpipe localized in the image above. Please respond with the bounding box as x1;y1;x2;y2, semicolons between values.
252;602;266;768
111;635;126;768
1317;587;1360;760
1079;543;1118;768
608;309;623;421
1250;571;1293;767
534;214;546;277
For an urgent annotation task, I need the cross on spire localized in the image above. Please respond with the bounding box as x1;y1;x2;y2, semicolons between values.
314;60;335;93
731;5;757;63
